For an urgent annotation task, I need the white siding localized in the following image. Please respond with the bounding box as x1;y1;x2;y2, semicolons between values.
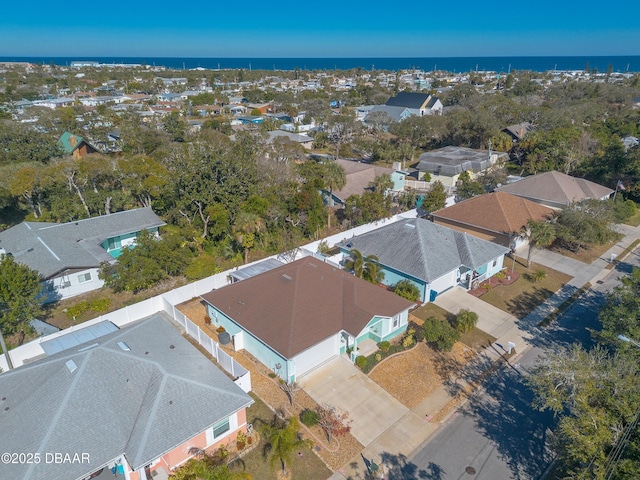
430;270;457;295
292;333;340;379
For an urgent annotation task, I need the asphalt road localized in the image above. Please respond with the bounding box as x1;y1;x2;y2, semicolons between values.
400;252;640;480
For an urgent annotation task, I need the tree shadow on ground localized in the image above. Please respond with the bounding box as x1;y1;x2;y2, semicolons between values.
379;452;440;480
460;365;556;479
507;287;554;318
514;287;606;352
432;350;495;398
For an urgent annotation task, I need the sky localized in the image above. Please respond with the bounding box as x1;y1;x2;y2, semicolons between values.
1;1;639;58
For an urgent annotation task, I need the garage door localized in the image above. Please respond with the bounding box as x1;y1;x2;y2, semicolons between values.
292;334;340;379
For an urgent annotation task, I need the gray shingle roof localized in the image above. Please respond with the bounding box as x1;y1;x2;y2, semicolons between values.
338;218;510;283
0;208;165;279
0;313;252;480
385;92;431;109
416;146;507;176
495;171;614;206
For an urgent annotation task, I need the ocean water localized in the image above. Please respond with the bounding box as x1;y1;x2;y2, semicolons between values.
1;56;639;73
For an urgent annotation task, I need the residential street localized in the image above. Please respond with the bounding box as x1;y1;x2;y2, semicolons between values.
404;250;640;480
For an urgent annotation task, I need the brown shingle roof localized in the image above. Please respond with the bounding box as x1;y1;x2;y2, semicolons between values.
431;192;555;234
201;257;412;358
332;160;395;201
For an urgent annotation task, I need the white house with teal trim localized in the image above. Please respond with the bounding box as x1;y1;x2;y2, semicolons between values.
337;217;510;303
201;257;413;382
0;208;165;302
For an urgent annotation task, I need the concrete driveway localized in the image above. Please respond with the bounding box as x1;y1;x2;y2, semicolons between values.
434;286;518;339
299;356;408;446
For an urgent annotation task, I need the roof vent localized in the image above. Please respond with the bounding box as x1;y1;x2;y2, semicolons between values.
117;341;130;351
78;343;99;352
282;274;292;280
65;359;78;373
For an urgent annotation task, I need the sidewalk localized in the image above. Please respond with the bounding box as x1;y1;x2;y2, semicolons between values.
329;223;640;479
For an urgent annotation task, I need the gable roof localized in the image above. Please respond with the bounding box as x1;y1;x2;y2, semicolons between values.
201;257;413;359
366;105;410;122
431;192;555;234
332;159;396;202
0;314;252;480
385;92;431;109
57;131;98;155
337;218;509;283
0;208;165;279
495;171;613;206
503;122;535;141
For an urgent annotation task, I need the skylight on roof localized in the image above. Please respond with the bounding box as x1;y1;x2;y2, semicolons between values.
282;274;292;280
405;223;416;228
117;341;130;351
65;360;77;373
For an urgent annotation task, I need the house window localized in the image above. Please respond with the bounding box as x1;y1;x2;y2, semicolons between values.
62;280;71;288
212;418;230;439
392;315;399;329
78;272;92;283
492;259;497;268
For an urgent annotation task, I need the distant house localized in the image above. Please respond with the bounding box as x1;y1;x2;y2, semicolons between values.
364;105;412;125
57;131;100;158
201;257;413;381
495;170;614;209
415;146;508;187
385;91;443;116
0;208;165;301
0;314;253;480
502;122;535;142
337;218;510;302
267;130;314;149
431;192;555;250
326;159;405;207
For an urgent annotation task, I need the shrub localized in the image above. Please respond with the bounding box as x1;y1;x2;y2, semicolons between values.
393;279;421;302
422;317;460;352
267;372;277;379
89;298;111;313
494;271;506;280
355;355;368;369
378;341;391;353
531;269;547;282
216;326;226;334
482;283;493;291
402;328;416;348
66;302;89;319
375;352;382;362
454;309;478;333
300;409;319;427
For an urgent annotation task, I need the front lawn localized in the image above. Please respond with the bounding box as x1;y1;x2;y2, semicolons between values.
411;304;495;350
240;393;332;480
479;259;571;318
549;234;621;264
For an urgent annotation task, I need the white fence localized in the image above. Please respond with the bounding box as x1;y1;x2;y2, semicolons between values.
1;212;421;379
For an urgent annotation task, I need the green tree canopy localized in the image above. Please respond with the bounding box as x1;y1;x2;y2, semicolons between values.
0;255;43;341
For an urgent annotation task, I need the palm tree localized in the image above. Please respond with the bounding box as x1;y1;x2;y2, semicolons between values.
322;160;346;228
344;249;364;278
345;249;384;284
363;254;385;284
261;417;312;477
520;219;556;268
233;211;265;264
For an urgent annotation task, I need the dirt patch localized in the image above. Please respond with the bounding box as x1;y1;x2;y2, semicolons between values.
369;342;474;409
